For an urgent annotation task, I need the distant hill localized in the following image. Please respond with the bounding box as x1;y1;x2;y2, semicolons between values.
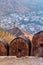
0;0;28;18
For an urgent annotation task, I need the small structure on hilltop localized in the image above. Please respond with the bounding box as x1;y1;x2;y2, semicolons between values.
14;22;18;28
6;22;24;37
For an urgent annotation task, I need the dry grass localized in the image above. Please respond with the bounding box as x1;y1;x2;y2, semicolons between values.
0;30;16;44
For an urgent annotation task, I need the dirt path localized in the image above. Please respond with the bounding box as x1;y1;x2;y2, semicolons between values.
0;56;43;65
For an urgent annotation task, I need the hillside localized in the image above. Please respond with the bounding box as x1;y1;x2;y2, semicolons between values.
6;26;33;41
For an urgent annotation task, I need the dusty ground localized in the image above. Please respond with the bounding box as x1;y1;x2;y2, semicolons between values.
0;56;43;65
